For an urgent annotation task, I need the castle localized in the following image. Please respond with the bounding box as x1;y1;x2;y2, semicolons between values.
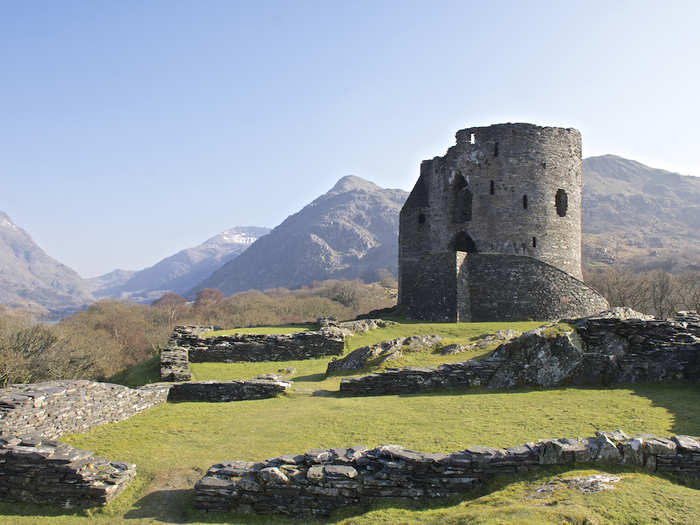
398;122;609;321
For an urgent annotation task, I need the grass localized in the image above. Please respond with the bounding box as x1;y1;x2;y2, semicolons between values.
202;324;314;338
3;320;699;524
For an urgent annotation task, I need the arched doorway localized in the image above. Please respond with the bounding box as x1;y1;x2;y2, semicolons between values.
453;231;478;253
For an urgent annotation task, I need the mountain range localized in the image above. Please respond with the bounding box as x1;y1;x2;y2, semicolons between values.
87;226;271;303
2;155;699;317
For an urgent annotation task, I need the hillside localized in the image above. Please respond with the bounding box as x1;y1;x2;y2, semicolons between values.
582;155;700;272
89;226;270;303
0;212;93;316
191;176;407;296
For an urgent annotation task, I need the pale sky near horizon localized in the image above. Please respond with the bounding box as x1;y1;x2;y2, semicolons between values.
2;0;699;277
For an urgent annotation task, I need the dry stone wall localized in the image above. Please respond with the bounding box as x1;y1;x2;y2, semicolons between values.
0;434;135;507
340;313;700;396
193;430;700;517
0;380;170;439
189;330;345;363
160;325;347;382
167;379;291;402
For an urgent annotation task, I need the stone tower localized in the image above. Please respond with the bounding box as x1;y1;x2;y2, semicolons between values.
398;123;608;321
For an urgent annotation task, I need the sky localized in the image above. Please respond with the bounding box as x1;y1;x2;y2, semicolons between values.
2;0;699;277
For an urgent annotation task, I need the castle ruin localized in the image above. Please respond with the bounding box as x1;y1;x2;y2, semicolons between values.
398;122;609;321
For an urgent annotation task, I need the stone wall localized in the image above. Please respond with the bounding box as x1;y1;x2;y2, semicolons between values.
193;430;700;517
465;254;609;322
167;379;291;402
189;330;345;363
339;313;700;396
0;434;135;507
160;326;345;381
0;380;170;439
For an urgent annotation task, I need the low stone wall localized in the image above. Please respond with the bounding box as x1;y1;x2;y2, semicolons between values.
0;380;171;439
340;312;700;396
159;325;216;381
193;430;700;517
167;379;291;402
0;434;135;507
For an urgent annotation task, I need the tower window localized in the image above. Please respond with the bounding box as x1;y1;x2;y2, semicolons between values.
523;195;528;209
532;237;537;248
470;133;476;144
555;189;568;217
490;180;495;195
494;142;499;157
418;213;426;224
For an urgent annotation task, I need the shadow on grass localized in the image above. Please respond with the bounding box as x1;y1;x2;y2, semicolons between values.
291;373;327;382
626;381;700;436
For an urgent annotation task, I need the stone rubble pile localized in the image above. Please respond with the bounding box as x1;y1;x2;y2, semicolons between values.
167;379;291;402
340;312;700;396
0;434;136;507
327;335;443;374
0;380;171;439
193;430;700;517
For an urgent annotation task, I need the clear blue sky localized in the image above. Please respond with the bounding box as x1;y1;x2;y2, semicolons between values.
2;1;699;277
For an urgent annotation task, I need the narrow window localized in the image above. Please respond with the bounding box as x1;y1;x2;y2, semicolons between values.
490;180;495;195
418;213;426;224
532;237;537;248
494;142;499;157
555;189;568;217
470;133;475;144
523;195;528;209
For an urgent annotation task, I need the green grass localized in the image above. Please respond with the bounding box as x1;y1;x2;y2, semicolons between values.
202;324;314;338
192;321;544;387
108;355;160;388
1;381;698;524
2;320;699;524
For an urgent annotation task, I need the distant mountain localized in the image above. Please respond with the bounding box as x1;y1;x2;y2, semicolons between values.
0;212;93;316
582;155;700;272
191;176;408;296
90;226;270;302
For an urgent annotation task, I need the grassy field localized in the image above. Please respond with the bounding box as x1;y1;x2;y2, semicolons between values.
2;320;699;524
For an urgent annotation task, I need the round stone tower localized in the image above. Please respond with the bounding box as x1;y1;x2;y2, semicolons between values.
399;123;608;322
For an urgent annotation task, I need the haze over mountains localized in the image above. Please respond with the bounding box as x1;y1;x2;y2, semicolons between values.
0;212;93;316
88;227;271;303
192;176;408;296
2;155;699;317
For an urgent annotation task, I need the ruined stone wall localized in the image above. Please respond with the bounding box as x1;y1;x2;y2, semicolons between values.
193;430;700;517
0;435;136;507
0;380;170;439
167;379;291;402
188;330;345;363
339;313;700;396
465;254;608;321
397;252;459;321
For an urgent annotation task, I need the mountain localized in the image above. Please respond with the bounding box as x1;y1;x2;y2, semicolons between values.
0;212;93;316
89;226;270;302
191;176;408;296
582;155;700;272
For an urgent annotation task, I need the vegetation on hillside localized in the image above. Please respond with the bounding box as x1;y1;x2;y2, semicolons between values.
0;280;395;386
584;267;700;318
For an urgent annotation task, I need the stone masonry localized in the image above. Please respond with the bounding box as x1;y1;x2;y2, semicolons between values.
0;380;171;439
399;123;608;321
0;434;135;507
339;312;700;396
167;379;291;402
193;430;700;517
